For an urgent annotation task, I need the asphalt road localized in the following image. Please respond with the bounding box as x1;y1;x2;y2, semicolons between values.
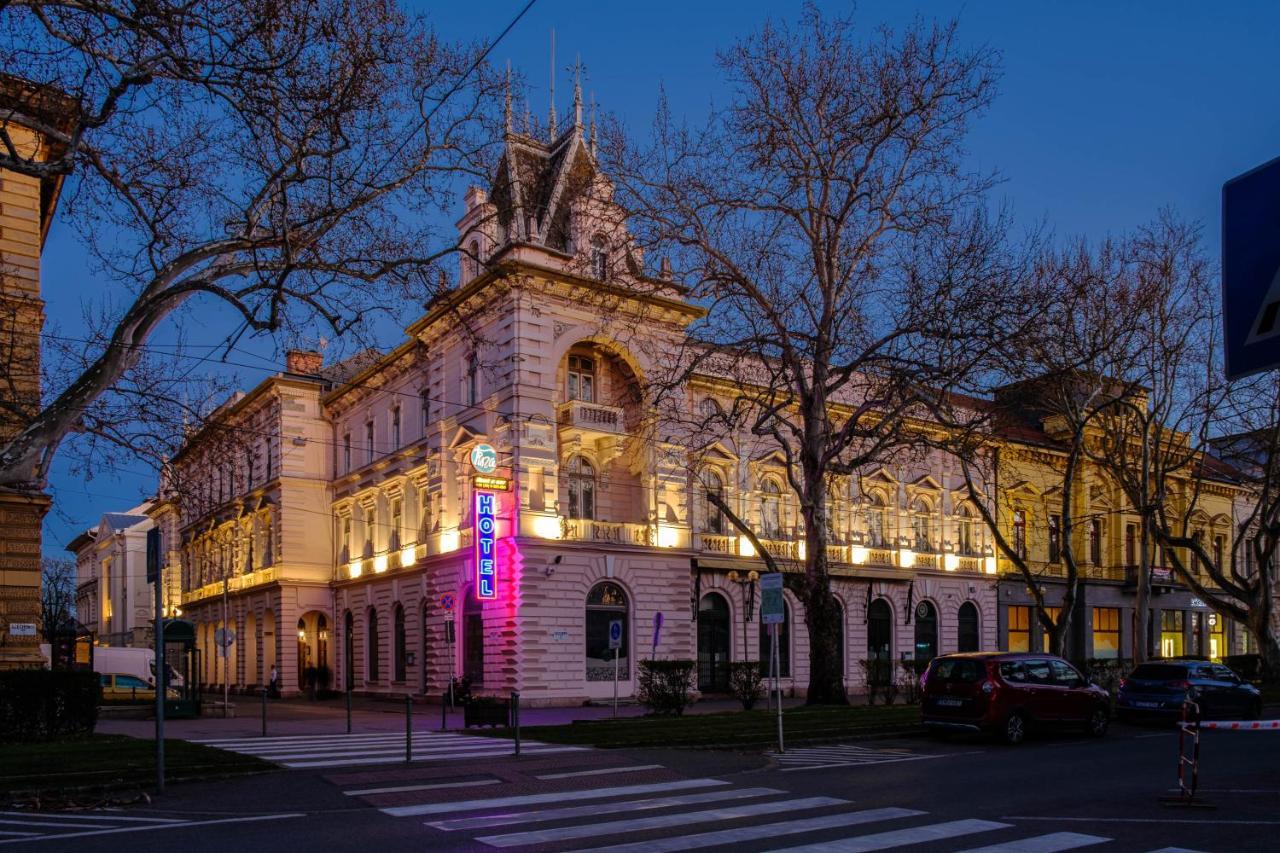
6;720;1279;852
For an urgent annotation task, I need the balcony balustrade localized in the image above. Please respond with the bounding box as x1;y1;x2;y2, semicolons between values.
562;518;652;546
557;400;627;436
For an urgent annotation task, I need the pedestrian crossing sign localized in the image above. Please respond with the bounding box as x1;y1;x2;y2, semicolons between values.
1223;155;1280;379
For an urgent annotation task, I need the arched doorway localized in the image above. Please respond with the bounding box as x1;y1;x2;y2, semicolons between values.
958;602;980;652
867;598;892;688
244;611;259;686
586;582;629;685
420;602;431;694
914;601;938;662
261;609;277;690
697;592;731;692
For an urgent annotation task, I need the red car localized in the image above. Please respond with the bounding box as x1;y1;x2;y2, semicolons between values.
921;652;1111;744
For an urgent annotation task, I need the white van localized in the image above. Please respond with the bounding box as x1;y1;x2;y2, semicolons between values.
93;646;184;688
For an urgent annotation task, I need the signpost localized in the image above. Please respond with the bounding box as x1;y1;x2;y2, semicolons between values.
147;527;165;794
651;611;664;661
760;573;785;753
1223;155;1280;379
609;619;623;717
442;594;457;709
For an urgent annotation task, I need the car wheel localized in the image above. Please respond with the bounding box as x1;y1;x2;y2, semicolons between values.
1002;712;1027;745
1086;707;1109;738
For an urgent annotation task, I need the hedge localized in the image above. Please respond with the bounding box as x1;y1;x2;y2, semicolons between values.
0;670;99;742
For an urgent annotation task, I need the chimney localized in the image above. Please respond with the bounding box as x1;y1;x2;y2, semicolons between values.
286;349;323;376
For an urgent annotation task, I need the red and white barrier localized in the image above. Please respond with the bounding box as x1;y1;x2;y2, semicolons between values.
1198;719;1280;730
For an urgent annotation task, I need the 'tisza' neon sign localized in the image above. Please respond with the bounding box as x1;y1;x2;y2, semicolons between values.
475;491;497;599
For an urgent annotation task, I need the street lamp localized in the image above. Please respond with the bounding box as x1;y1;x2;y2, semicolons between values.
727;570;759;662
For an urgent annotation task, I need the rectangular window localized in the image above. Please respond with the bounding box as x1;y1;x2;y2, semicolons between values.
363;507;375;556
1161;610;1185;658
1048;514;1061;563
343;433;351;473
365;420;374;464
1125;523;1137;566
1092;607;1121;659
1213;535;1225;572
341;516;352;560
265;439;273;482
420;389;430;435
391;407;401;450
1012;510;1027;559
1007;606;1031;652
467;354;479;406
1088;519;1102;565
567;354;596;403
390;499;402;550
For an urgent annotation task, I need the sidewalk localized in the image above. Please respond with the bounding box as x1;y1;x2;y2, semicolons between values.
96;693;813;741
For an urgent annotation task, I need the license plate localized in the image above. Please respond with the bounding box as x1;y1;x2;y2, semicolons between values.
936;698;963;707
1133;701;1159;709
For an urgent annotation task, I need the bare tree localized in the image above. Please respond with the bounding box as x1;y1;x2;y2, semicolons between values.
0;0;501;490
601;10;1013;703
40;556;76;640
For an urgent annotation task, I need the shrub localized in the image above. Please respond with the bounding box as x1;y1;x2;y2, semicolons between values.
1081;658;1132;698
637;659;696;716
729;662;764;710
897;659;930;705
0;669;99;742
858;658;897;705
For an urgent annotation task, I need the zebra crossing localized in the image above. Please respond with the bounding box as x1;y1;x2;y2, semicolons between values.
349;774;1182;851
190;730;584;769
767;743;952;772
0;810;301;845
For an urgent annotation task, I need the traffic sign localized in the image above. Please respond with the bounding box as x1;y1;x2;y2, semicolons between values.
439;592;455;612
608;619;623;650
1223;155;1280;379
760;572;785;625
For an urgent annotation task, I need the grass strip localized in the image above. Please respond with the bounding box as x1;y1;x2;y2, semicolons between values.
0;734;274;798
463;704;922;749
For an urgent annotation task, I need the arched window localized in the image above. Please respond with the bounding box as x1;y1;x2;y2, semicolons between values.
566;456;596;520
366;608;380;682
912;498;932;551
702;470;725;535
698;396;722;421
914;601;938;662
958;601;980;652
463;588;485;684
761;479;782;539
343;610;354;690
867;598;893;686
591;234;609;280
393;604;407;682
957;505;976;556
468;239;481;279
759;600;791;678
567;354;595;402
865;493;887;547
697;592;731;692
586;582;629;681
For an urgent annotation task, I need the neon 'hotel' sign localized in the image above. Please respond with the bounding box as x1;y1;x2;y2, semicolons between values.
475;491;497;599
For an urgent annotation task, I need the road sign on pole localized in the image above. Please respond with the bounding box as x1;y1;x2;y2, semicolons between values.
609;619;623;717
1223;155;1280;379
760;572;784;625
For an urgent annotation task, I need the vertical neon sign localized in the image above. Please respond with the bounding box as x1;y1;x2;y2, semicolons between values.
475;491;497;599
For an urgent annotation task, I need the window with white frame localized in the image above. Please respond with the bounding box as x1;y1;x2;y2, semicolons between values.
566;456;596;520
567;354;596;403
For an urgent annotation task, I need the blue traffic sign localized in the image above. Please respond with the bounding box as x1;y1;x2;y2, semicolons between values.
1223;155;1280;379
608;619;623;650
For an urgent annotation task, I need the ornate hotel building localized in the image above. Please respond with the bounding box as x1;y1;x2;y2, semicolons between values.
155;102;1253;702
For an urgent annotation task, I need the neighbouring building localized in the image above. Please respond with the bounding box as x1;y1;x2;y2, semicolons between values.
67;504;158;647
985;382;1255;662
0;75;76;668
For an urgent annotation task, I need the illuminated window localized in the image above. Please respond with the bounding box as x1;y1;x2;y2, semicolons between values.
390;500;402;551
1161;610;1185;658
1092;607;1120;659
702;469;725;535
912;499;932;551
914;601;938;662
865;493;888;547
1208;612;1226;661
586;582;629;681
363;506;374;557
567;354;595;403
1007;605;1031;652
566;456;596;520
957;505;976;556
761;479;783;539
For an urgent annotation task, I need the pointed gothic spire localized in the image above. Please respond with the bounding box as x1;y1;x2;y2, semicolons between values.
548;29;557;139
503;61;513;136
573;56;583;129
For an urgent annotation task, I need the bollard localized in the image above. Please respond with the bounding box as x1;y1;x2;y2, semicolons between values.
405;694;413;763
512;691;521;756
440;692;448;732
346;687;352;734
261;688;267;738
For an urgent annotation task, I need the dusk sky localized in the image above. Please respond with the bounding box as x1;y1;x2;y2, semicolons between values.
40;1;1280;556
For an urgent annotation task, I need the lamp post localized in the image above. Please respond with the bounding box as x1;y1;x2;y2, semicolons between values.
727;570;759;662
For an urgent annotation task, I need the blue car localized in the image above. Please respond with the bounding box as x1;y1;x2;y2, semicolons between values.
1116;660;1262;722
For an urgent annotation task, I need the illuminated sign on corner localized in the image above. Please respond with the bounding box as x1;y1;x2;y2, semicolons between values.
470;443;498;474
475;490;497;600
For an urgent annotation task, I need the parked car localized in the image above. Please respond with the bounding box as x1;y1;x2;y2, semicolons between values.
921;652;1111;745
1116;660;1262;722
99;673;180;703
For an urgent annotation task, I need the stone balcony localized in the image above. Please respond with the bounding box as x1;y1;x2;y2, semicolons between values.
557;400;627;438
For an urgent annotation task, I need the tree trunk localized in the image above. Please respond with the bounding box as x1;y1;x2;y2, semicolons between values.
1249;612;1280;685
801;529;847;705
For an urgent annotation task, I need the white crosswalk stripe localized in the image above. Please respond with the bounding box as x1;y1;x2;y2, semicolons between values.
0;812;301;845
190;730;582;769
768;744;948;771
767;818;1014;851
956;832;1111;852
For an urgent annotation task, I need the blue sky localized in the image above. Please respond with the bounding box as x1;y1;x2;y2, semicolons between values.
39;1;1280;555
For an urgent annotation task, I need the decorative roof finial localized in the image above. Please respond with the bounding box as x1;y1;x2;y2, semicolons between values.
504;61;513;136
589;90;597;156
573;55;583;129
548;29;557;138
